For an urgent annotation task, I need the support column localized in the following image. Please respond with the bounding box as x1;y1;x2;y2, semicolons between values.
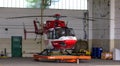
88;0;93;51
110;0;115;52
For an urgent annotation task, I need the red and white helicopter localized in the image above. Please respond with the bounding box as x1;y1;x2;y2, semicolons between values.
8;12;98;50
23;14;77;50
7;12;96;50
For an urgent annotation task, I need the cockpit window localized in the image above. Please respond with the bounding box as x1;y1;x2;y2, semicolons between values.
47;27;75;39
55;27;75;39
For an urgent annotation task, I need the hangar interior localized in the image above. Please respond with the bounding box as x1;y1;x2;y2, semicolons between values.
0;0;120;65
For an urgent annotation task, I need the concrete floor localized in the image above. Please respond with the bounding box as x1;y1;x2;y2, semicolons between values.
0;57;120;66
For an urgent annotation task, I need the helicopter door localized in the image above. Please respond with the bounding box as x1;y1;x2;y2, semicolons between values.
47;29;56;39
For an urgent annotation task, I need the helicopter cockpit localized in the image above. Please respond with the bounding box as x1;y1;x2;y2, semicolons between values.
47;27;75;39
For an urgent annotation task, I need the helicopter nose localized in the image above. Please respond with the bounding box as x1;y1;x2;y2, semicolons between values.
52;41;66;46
64;40;77;45
51;40;77;49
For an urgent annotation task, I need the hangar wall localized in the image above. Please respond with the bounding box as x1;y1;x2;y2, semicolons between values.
92;0;110;52
0;8;87;57
91;0;120;51
114;0;120;49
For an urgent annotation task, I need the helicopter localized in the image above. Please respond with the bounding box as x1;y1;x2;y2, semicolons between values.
43;14;77;50
8;13;77;50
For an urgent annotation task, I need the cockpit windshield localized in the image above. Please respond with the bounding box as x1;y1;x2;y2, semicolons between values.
47;27;75;39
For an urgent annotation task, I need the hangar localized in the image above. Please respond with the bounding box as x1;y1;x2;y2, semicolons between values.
0;0;120;66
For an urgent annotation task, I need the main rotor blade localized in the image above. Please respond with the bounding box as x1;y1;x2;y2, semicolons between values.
71;16;113;21
6;15;67;19
88;17;113;20
71;17;95;21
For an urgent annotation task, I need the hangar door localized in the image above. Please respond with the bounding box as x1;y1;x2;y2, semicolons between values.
11;36;22;57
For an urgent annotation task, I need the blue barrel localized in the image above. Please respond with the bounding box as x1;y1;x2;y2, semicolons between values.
92;47;103;58
92;47;97;58
96;47;103;58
